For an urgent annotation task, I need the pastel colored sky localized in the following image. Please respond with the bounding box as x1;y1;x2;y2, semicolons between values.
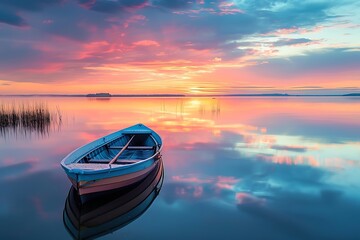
0;0;359;94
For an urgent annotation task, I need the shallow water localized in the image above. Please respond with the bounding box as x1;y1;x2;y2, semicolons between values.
0;97;360;240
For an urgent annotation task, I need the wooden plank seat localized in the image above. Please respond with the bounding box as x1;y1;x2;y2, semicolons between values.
68;163;110;170
87;159;109;163
87;159;143;164
108;146;155;150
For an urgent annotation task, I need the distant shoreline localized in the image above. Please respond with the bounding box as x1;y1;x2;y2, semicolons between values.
0;93;359;97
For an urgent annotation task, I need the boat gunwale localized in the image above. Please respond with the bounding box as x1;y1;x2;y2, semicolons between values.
60;124;162;175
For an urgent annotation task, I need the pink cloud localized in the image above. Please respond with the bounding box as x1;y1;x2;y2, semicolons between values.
32;197;49;219
133;40;160;47
193;186;204;198
218;2;245;15
172;175;240;192
236;192;266;206
172;175;213;184
24;63;64;74
77;41;118;59
215;183;235;190
217;176;239;184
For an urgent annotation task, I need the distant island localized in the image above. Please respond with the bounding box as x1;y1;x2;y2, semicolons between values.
86;93;112;97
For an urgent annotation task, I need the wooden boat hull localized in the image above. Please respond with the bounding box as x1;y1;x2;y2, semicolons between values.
71;160;159;195
61;124;163;195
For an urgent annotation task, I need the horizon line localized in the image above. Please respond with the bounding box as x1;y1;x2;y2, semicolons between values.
1;93;360;97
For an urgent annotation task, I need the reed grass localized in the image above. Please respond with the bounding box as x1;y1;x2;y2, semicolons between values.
0;102;62;136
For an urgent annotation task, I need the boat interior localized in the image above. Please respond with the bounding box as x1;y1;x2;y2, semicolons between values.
79;134;158;165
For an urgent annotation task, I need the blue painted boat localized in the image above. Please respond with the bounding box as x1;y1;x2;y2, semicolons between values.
61;123;162;195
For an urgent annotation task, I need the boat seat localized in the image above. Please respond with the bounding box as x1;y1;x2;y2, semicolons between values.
67;163;110;170
108;146;155;150
87;159;143;164
87;159;109;163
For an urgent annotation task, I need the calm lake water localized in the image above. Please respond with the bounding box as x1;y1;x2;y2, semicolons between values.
0;97;360;240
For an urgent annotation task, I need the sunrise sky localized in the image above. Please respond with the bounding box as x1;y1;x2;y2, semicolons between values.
0;0;359;95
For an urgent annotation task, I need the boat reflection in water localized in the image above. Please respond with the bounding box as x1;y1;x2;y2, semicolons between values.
63;159;164;240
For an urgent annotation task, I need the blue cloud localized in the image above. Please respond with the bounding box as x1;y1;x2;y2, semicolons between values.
0;8;27;26
270;145;308;152
79;0;148;13
0;42;43;68
0;0;63;27
273;38;313;47
152;0;195;9
249;48;360;77
0;0;64;12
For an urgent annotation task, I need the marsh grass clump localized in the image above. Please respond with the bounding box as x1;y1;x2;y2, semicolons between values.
0;102;62;137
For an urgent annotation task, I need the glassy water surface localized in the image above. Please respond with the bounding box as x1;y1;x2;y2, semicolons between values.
0;97;359;240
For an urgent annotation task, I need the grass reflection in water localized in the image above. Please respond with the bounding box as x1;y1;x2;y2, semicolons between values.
0;102;62;138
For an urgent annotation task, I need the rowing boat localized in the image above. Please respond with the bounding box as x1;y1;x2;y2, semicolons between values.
60;123;162;195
